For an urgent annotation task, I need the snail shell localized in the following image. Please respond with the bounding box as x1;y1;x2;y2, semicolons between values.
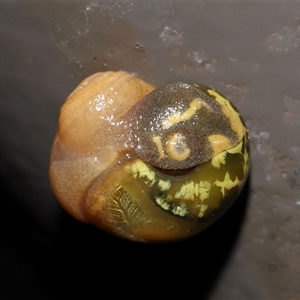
49;71;250;242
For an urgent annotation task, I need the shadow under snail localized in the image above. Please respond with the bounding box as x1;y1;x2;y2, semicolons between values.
49;71;250;242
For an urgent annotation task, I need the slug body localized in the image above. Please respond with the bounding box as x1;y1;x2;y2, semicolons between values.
50;71;250;242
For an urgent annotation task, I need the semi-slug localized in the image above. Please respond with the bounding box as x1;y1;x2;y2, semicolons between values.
49;71;250;242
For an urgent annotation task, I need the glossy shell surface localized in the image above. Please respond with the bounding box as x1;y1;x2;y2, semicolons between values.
49;71;250;242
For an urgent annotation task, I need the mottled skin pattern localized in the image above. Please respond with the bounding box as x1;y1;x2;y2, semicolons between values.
128;82;245;170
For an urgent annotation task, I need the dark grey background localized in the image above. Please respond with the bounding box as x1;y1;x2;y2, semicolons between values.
1;2;300;299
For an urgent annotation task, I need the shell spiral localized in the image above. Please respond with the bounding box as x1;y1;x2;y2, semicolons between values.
49;71;250;242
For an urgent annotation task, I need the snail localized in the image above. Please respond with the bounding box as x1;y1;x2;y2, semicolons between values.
49;71;250;242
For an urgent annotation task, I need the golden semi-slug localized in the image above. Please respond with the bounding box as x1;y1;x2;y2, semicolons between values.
49;71;250;242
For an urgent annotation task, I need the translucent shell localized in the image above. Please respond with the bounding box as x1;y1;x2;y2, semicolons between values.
49;71;250;242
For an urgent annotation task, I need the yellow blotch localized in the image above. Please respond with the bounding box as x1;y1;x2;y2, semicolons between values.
208;134;233;157
166;133;191;162
207;89;245;141
172;204;188;217
131;160;156;186
198;204;208;218
207;89;236;113
227;139;243;155
227;138;250;175
152;135;165;160
158;179;171;191
155;196;170;210
175;181;195;200
174;180;211;201
199;181;211;201
162;98;203;129
214;172;241;197
212;151;227;169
